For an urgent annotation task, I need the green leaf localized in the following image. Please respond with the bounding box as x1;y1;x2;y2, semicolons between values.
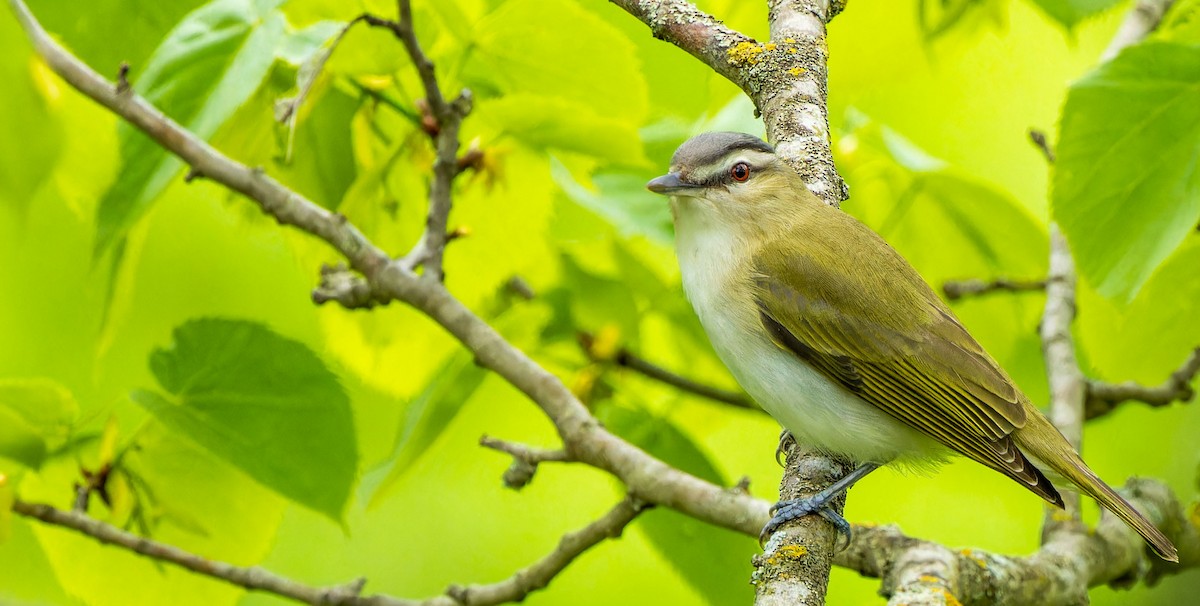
478;94;648;166
550;157;673;243
1157;0;1200;44
273;84;361;209
599;405;755;606
463;0;648;121
93;0;289;254
1025;0;1122;28
368;350;487;506
0;474;11;545
1053;41;1200;300
0;379;78;469
131;318;357;521
0;11;62;213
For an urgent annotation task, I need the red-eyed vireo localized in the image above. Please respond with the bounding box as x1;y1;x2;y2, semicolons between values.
647;131;1177;561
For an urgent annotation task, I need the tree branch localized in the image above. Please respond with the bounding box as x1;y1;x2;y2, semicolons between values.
479;435;572;490
942;277;1047;301
838;477;1199;606
760;0;847;205
446;496;649;605
363;4;471;282
605;0;752;87
1086;346;1200;420
7;0;766;552
11;500;390;606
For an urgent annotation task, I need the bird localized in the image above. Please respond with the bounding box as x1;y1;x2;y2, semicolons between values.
646;131;1177;562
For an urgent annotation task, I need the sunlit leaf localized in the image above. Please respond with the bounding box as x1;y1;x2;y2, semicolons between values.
1053;41;1200;300
94;0;290;254
478;94;648;166
550;157;673;244
0;12;62;213
1025;0;1121;28
0;472;12;544
131;318;357;521
0;379;78;469
368;350;486;506
463;0;648;121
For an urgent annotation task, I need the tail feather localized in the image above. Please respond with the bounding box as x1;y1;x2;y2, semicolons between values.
1016;417;1178;563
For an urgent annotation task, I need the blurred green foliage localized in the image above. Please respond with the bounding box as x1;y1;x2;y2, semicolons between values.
0;0;1198;605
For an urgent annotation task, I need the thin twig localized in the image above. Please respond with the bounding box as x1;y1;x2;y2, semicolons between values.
447;496;649;604
942;277;1047;301
1086;347;1200;420
578;331;756;410
12;500;397;606
480;435;572;490
363;3;471;282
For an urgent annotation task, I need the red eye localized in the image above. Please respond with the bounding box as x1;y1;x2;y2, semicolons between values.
730;162;751;182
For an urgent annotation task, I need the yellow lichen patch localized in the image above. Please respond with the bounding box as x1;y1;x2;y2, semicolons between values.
728;41;766;65
937;588;964;606
959;548;988;569
787;47;798;54
787;67;806;77
764;544;809;566
765;42;777;51
785;37;796;43
919;575;942;585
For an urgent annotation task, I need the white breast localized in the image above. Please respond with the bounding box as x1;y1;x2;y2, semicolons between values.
673;205;940;465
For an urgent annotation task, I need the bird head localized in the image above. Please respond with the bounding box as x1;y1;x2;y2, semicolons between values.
646;132;803;233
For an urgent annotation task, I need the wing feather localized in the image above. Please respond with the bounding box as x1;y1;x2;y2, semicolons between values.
751;228;1061;506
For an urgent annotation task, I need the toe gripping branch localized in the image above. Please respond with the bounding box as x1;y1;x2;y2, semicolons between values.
760;462;880;549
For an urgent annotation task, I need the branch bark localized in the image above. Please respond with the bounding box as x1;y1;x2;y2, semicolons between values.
1086;346;1200;420
942;277;1047;301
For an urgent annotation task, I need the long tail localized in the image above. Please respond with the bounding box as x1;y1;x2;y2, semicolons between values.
1015;414;1178;562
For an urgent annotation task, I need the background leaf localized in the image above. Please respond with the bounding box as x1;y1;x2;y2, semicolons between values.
0;380;78;469
131;318;357;521
1025;0;1122;28
1053;41;1200;300
93;0;289;254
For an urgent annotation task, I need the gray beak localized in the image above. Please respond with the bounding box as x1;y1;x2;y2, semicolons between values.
646;173;700;195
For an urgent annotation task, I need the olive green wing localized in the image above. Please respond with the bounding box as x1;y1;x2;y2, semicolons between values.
752;237;1062;506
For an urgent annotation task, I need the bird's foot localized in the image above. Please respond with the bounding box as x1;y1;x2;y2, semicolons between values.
774;429;796;467
759;496;852;550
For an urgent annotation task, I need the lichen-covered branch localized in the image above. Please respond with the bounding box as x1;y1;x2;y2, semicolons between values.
942;277;1047;301
1086;347;1200;419
605;0;753;87
838;477;1199;606
757;0;847;204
